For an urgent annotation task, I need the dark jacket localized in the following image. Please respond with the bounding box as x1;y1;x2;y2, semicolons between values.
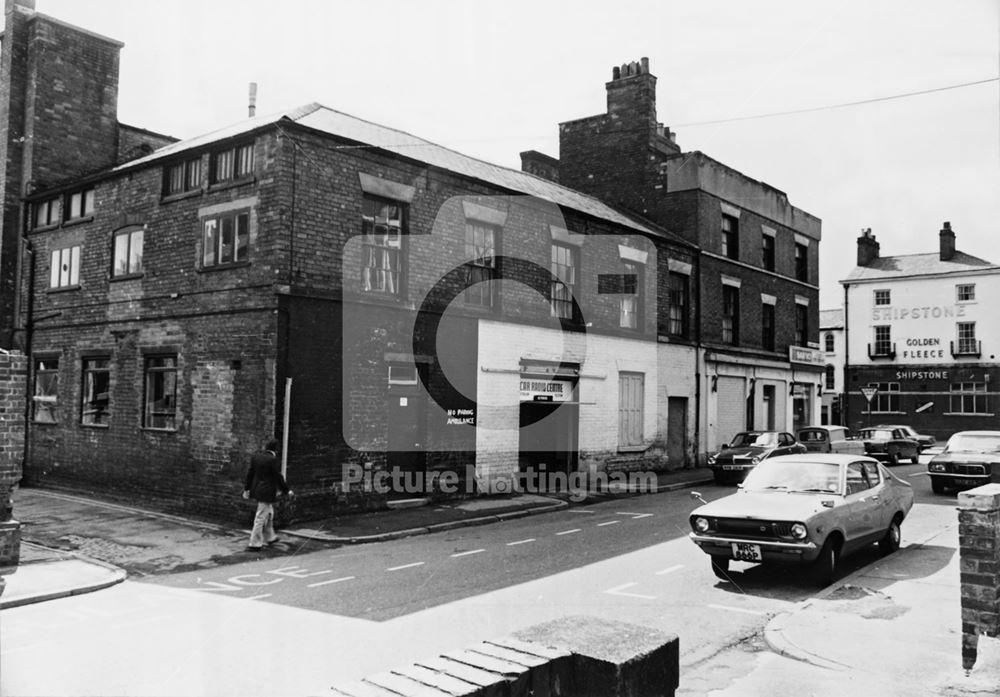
244;450;289;503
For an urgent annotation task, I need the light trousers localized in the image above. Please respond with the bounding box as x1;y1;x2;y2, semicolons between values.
249;501;278;547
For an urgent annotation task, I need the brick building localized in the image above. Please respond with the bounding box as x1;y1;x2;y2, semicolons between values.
1;3;710;521
820;308;846;425
842;225;1000;441
541;59;824;451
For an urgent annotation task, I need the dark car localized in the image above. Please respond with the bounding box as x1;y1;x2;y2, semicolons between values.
927;430;1000;494
875;424;936;451
708;431;807;484
856;427;921;465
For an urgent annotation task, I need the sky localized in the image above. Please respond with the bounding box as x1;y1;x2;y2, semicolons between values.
17;0;1000;310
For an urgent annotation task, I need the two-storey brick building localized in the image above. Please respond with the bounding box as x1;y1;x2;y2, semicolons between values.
842;225;1000;440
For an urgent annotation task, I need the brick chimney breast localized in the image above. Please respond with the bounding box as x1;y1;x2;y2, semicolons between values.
857;228;880;267
940;221;956;261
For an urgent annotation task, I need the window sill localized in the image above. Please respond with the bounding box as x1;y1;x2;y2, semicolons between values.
31;420;59;426
80;423;110;429
208;176;256;193
942;412;995;417
198;261;251;273
62;215;95;228
110;273;144;283
140;427;178;434
29;223;60;234
47;285;81;294
161;189;203;204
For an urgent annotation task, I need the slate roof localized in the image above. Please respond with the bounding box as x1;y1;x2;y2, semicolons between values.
842;251;997;282
114;103;669;239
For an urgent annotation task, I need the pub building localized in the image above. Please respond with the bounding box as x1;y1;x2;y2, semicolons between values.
841;225;1000;440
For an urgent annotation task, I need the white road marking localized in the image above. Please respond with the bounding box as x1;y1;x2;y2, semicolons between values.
707;604;767;616
615;512;654;519
451;549;485;558
307;576;355;587
568;509;596;514
556;528;582;536
604;582;657;600
245;594;273;601
909;472;929;478
507;538;536;546
597;521;621;527
655;564;685;576
387;562;425;572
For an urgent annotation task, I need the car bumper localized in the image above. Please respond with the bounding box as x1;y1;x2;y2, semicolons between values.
689;532;820;563
927;471;991;486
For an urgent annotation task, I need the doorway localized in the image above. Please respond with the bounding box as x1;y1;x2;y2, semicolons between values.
667;397;688;467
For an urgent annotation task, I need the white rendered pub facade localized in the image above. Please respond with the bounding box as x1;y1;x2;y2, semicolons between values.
842;225;1000;441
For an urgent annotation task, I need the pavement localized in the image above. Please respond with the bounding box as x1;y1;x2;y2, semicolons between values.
4;461;1000;695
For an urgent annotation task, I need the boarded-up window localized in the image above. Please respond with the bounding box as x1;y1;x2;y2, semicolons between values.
619;372;644;447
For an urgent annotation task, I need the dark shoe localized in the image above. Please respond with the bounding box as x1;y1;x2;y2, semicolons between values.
266;538;281;545
246;545;263;551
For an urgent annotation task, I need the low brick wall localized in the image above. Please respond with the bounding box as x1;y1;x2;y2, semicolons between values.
331;616;679;697
958;483;1000;670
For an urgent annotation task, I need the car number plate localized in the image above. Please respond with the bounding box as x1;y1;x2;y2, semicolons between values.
722;465;740;470
955;478;980;486
731;542;762;562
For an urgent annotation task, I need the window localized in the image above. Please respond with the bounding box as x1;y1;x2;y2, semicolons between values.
463;221;497;307
825;333;835;352
387;363;418;386
873;325;892;356
825;364;835;390
550;242;578;320
761;303;775;351
618;372;644;447
32;357;59;423
956;322;978;355
795;304;808;347
846;462;873;495
33;197;61;228
203;211;249;267
794;242;808;282
81;357;110;426
50;245;80;288
722;285;739;345
361;197;404;295
210;142;254;184
619;261;642;329
112;227;143;277
874;289;891;306
957;284;976;302
868;382;900;413
144;356;177;430
667;272;689;337
761;233;775;271
64;188;95;221
721;214;739;260
165;157;202;195
950;382;989;415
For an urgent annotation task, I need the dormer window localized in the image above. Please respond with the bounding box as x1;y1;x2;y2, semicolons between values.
165;157;202;195
65;188;94;222
210;142;254;184
33;197;61;228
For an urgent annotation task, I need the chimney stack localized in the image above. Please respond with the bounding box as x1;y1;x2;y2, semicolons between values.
248;82;258;118
940;221;955;261
857;228;880;267
606;57;657;124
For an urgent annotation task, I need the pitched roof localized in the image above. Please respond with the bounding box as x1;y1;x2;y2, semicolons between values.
842;251;997;283
115;103;669;239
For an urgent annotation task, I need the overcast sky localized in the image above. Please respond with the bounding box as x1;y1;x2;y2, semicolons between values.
23;1;1000;309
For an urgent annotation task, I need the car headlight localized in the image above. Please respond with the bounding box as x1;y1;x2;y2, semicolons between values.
693;517;710;533
751;455;762;464
929;462;945;472
707;454;717;465
790;523;808;539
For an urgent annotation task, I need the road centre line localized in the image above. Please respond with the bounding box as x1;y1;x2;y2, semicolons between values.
615;512;654;519
451;549;485;558
604;582;657;600
568;509;596;514
308;576;355;587
507;538;536;546
656;564;685;575
245;594;273;601
387;562;425;572
556;529;582;536
597;521;621;527
707;604;767;616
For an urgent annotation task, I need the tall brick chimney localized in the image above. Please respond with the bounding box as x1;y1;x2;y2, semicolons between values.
857;228;880;266
519;150;560;183
940;221;956;261
607;58;658;126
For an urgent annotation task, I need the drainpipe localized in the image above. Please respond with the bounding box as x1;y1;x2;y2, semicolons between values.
842;283;850;431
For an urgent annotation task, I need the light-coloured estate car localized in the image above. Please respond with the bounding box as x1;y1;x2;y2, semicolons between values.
796;426;865;455
689;454;914;586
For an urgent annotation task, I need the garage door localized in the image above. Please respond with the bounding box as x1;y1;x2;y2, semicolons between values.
716;377;746;448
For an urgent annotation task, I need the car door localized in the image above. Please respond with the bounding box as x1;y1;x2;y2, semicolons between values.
892;428;919;460
861;460;892;537
842;461;879;553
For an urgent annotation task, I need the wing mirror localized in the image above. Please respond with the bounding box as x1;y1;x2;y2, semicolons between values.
689;491;707;505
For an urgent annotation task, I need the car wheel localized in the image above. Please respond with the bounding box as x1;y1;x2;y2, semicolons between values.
711;557;730;580
888;450;899;466
812;537;839;587
931;478;946;495
879;516;902;555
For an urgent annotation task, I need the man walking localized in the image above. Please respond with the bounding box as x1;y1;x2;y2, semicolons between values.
242;440;292;550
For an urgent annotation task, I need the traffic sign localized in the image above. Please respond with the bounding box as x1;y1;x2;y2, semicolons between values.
860;386;878;403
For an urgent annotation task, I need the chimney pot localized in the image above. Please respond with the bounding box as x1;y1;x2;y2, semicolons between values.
248;82;258;118
612;66;621;80
641;57;650;73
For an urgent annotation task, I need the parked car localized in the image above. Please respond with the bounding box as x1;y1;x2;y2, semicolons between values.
856;427;921;465
796;426;865;455
708;431;807;484
927;430;1000;495
875;424;936;451
689;454;914;586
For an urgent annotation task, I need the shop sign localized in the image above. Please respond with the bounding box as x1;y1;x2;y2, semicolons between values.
519;379;571;402
788;346;824;366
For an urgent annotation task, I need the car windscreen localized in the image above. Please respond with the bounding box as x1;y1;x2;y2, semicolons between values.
946;434;1000;454
799;430;827;442
731;433;776;447
742;460;841;494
